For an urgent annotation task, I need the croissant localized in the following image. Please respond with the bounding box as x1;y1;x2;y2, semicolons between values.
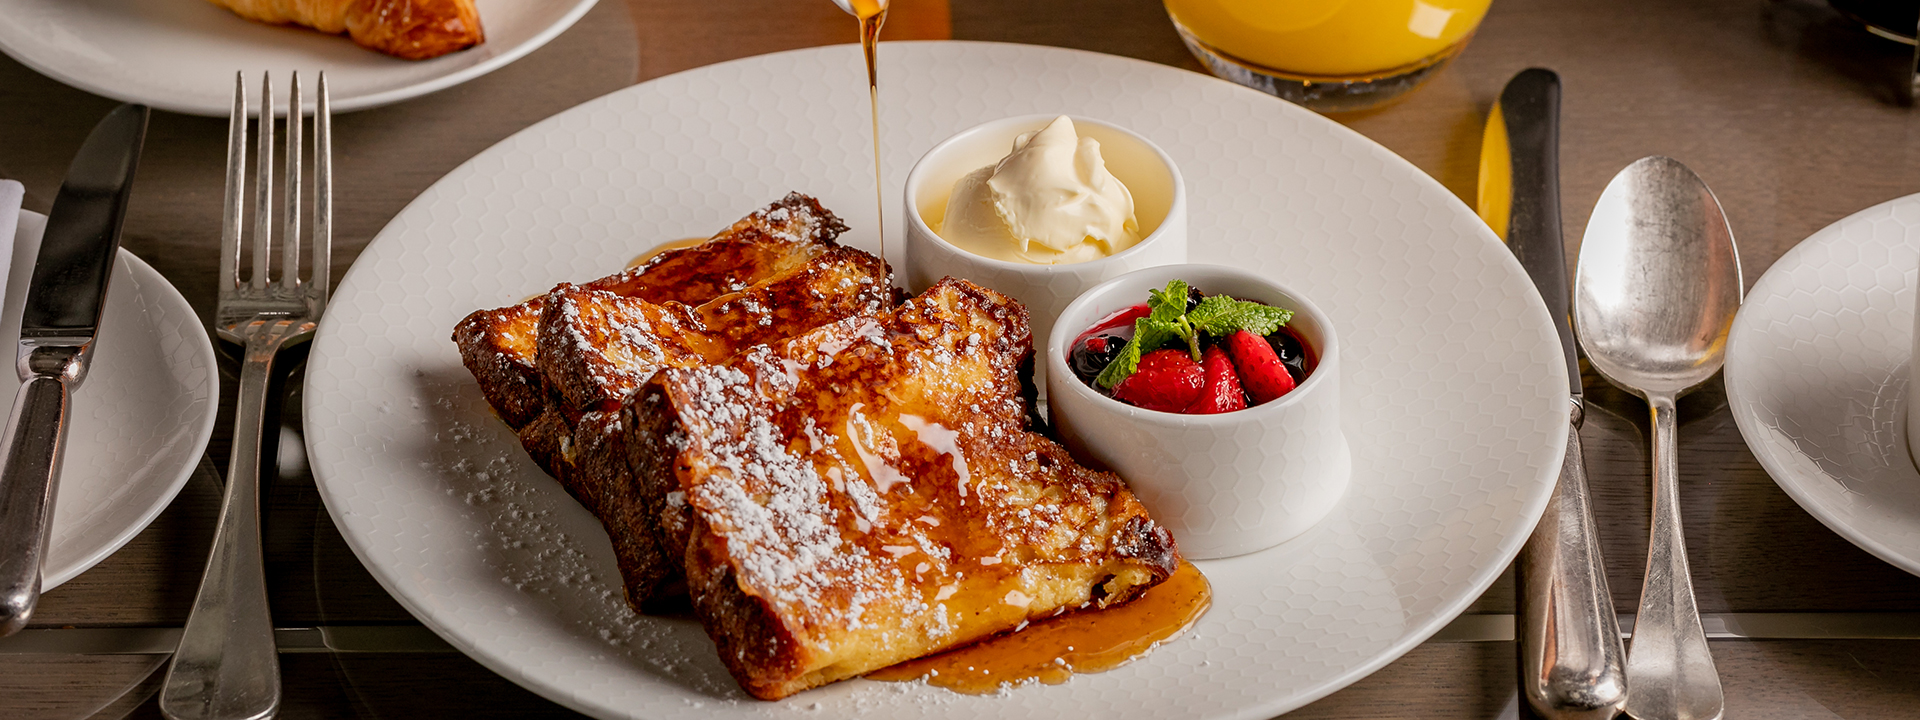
210;0;484;61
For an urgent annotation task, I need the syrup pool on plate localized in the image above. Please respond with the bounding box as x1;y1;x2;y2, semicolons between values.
866;560;1210;693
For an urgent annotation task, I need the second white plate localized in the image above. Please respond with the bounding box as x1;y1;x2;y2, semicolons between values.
303;41;1566;719
1727;192;1920;577
0;0;596;116
7;211;220;590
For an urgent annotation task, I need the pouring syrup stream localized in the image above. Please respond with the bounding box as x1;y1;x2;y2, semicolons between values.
850;0;889;269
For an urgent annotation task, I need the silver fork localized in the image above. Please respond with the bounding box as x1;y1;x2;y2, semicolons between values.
160;71;330;720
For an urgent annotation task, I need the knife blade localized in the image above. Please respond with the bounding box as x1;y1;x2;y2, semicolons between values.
0;103;149;637
1477;69;1627;720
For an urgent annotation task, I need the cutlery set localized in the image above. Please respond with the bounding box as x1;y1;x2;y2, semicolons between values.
0;73;328;720
1482;70;1741;720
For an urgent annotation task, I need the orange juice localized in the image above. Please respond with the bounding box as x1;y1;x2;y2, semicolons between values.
1164;0;1493;78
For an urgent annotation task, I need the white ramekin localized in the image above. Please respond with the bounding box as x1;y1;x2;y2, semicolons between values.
1045;264;1349;559
903;114;1187;364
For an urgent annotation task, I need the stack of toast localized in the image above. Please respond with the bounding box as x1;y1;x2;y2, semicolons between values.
452;194;1178;699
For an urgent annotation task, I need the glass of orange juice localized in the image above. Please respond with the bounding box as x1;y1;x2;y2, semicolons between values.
1164;0;1493;112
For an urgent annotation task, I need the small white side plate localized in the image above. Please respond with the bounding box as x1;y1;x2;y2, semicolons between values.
0;0;597;116
1727;193;1920;577
5;211;220;590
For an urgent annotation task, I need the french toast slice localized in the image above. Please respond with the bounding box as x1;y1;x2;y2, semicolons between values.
452;193;850;429
534;246;890;415
522;246;893;604
450;194;888;606
622;278;1179;700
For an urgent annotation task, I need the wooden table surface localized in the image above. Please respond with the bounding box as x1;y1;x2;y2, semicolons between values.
4;0;1920;717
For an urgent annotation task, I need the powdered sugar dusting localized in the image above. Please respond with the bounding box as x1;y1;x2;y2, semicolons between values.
414;370;743;697
676;366;886;613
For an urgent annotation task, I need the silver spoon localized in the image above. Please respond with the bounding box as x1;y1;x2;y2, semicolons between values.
1574;155;1739;720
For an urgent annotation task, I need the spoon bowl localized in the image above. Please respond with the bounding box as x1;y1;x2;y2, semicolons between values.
1574;155;1740;720
1575;156;1742;398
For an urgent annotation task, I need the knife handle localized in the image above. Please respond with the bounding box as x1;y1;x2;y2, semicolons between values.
0;362;77;637
1518;407;1627;719
1498;69;1580;397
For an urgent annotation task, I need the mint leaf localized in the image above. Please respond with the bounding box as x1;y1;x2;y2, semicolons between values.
1143;280;1201;359
1147;279;1189;318
1094;316;1180;390
1188;296;1292;337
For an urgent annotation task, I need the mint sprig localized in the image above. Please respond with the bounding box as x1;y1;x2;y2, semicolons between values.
1092;280;1294;390
1188;295;1291;338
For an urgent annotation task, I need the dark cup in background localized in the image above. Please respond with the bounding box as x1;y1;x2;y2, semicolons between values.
1829;0;1918;43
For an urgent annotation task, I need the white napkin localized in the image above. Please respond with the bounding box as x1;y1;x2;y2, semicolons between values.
0;180;17;308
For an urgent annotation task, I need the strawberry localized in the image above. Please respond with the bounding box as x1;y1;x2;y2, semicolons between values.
1110;348;1203;412
1184;345;1247;414
1226;329;1295;404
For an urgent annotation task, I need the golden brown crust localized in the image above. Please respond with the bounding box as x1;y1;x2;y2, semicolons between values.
613;197;851;305
450;195;885;605
449;197;1179;701
346;0;484;60
532;246;892;416
536;247;891;603
690;247;892;352
632;278;1178;700
450;194;852;431
534;288;712;414
453;301;548;429
512;406;570;486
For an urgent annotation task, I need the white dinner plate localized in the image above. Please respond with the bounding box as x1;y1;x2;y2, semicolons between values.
1726;193;1920;577
0;0;596;116
303;42;1566;719
6;211;219;590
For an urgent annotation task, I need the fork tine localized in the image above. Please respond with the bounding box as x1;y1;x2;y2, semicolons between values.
312;72;331;313
220;72;248;293
251;73;275;292
280;73;303;293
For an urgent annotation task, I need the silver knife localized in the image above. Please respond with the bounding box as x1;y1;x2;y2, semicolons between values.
1477;69;1627;720
0;103;149;637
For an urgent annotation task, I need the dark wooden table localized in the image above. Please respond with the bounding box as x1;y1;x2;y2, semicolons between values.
4;0;1920;717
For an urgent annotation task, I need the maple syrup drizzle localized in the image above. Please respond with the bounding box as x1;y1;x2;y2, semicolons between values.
626;237;709;268
851;0;889;271
866;560;1211;693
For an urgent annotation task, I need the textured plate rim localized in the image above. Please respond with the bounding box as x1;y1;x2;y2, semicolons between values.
11;211;222;590
0;0;599;116
1726;191;1920;577
302;40;1564;719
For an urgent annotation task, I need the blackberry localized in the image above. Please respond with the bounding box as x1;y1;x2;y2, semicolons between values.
1265;329;1311;385
1070;334;1127;385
